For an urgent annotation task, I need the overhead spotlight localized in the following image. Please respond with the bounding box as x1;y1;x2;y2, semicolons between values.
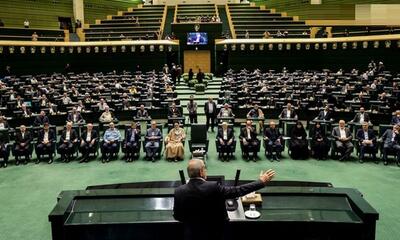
314;43;319;50
397;40;400;48
296;43;301;50
60;46;65;53
9;46;15;54
20;46;26;54
112;46;117;53
31;46;36;54
332;43;337;50
373;41;379;48
40;46;46;54
259;44;264;51
168;45;172;52
94;46;99;53
131;45;136;52
352;42;357;49
149;45;154;52
268;43;273;50
77;46;82;53
0;46;3;54
159;45;164;52
322;43;327;50
342;42;347;50
121;45;126;52
85;47;91;53
278;43;283;50
69;47;74;53
362;41;368;49
223;44;228;51
231;44;236;51
305;44;310;50
286;43;291;50
240;44;245;51
50;46;55;54
249;44;255;51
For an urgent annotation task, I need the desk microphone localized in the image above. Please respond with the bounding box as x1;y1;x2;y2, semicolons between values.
226;169;241;211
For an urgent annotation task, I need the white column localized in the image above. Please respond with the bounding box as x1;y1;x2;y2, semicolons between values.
73;0;85;24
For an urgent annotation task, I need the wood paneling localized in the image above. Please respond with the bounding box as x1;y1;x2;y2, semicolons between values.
183;50;211;73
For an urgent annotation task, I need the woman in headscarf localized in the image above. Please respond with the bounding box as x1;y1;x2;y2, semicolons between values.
310;122;330;160
289;121;309;159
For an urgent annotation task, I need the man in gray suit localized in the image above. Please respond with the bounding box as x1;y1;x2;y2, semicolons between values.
380;124;400;165
351;107;371;124
279;103;298;120
332;120;354;161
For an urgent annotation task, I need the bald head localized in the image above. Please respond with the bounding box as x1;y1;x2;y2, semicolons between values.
187;159;206;179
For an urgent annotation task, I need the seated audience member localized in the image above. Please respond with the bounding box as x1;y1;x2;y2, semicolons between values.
356;122;377;163
332;120;354;161
310;122;329;160
145;121;162;161
218;103;234;118
351;107;371;124
125;122;140;162
380;124;400;165
67;107;84;124
97;98;108;111
79;123;98;163
76;100;85;112
315;105;334;121
0;129;10;168
165;122;186;162
0;117;9;129
247;104;264;130
217;122;234;161
102;122;121;163
58;122;78;163
14;125;32;164
36;123;56;164
15;95;24;108
136;104;149;118
99;106;114;123
279;103;298;119
264;121;283;161
168;102;181;117
61;93;72;105
240;120;260;161
289;121;309;160
21;104;32;118
391;110;400;125
34;110;50;126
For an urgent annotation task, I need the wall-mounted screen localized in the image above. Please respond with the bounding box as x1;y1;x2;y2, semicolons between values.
187;32;208;45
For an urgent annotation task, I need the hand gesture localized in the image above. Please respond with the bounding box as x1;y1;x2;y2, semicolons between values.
259;169;275;184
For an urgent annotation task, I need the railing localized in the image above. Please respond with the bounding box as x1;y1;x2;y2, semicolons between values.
159;5;168;40
225;4;237;39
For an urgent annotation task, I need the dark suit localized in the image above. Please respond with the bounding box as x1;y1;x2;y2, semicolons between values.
332;127;354;160
204;101;217;131
391;116;400;125
125;128;140;157
80;130;99;159
14;130;32;161
279;109;297;119
352;112;370;123
196;71;205;84
173;178;266;240
316;110;334;121
136;109;149;118
67;112;84;123
0;130;10;165
264;127;283;157
381;129;400;162
217;128;234;156
34;115;49;126
168;107;181;117
356;129;377;160
58;129;78;161
240;126;260;158
37;129;56;161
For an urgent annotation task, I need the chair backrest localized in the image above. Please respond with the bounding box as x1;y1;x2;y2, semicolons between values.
191;124;207;143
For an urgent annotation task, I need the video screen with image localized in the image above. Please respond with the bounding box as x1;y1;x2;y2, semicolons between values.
187;32;208;45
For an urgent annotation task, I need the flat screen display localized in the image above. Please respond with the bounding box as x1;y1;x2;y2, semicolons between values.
187;32;208;45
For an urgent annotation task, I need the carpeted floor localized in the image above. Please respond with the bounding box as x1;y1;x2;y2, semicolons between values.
0;128;399;240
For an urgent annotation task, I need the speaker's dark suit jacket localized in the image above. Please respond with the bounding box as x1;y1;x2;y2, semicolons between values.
15;131;32;145
317;110;334;121
217;128;234;141
173;178;265;240
81;130;99;143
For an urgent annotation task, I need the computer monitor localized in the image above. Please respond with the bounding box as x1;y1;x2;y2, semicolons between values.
187;32;208;45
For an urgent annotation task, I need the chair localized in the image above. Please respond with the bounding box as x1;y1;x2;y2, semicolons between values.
57;126;80;161
35;126;57;163
122;124;141;160
215;125;236;160
189;124;209;154
100;124;121;162
143;124;163;159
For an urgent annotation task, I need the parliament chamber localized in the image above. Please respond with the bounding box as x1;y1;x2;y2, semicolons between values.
1;0;400;240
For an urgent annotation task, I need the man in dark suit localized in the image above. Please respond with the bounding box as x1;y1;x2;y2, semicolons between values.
279;103;298;119
264;121;283;161
0;129;9;168
67;107;85;124
58;122;78;162
240;120;260;161
380;124;400;165
136;104;149;118
79;123;98;163
168;102;181;117
34;110;50;126
216;122;234;161
173;159;275;240
356;122;377;163
391;110;400;125
125;122;140;162
332;120;354;161
315;105;334;121
14;125;32;165
351;107;371;124
204;97;217;132
36;123;56;164
196;69;205;84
